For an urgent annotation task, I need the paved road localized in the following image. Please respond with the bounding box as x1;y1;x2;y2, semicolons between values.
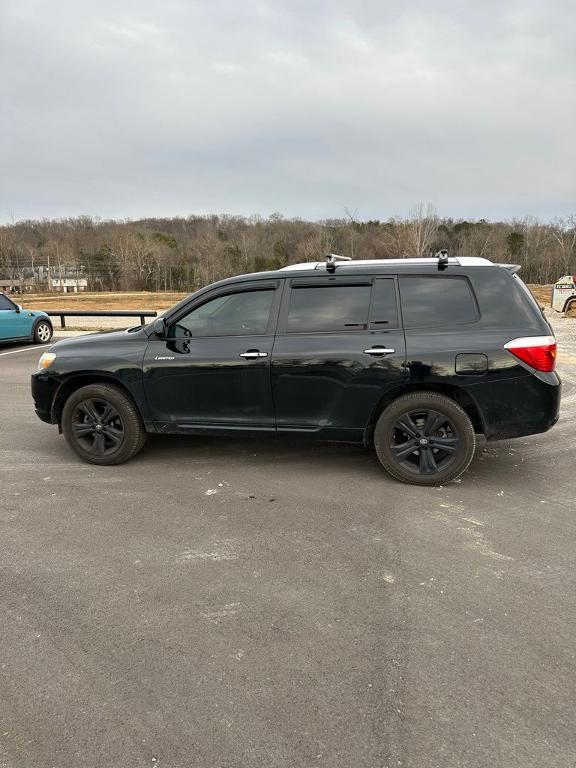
1;315;575;768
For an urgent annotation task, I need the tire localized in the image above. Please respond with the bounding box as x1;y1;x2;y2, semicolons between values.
33;320;53;344
374;391;476;486
62;383;147;465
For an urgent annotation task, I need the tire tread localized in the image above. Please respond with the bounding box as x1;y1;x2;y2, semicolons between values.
62;383;146;465
374;391;476;486
33;320;53;344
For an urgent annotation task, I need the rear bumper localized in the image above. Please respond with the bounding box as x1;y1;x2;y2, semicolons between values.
466;371;561;441
31;372;61;424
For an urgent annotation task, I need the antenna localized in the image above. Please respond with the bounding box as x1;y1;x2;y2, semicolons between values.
326;253;352;273
435;249;449;271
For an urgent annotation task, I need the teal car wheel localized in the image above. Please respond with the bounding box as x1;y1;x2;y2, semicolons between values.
34;320;53;344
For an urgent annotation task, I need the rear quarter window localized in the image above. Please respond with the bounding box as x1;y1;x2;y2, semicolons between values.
470;269;547;330
399;276;478;328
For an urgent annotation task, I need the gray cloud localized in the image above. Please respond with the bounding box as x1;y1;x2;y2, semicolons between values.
1;0;574;222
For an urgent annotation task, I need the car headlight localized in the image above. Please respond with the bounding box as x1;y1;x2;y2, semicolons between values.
38;352;56;370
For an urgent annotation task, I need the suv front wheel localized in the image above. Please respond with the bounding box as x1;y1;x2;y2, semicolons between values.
62;383;147;465
374;392;476;485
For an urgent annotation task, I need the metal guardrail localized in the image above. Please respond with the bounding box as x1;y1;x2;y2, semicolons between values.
46;310;157;329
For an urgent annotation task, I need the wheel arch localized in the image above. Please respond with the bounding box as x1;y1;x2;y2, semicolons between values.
32;315;53;329
364;382;485;446
52;373;143;426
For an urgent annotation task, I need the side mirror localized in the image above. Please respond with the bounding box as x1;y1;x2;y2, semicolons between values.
15;304;22;313
152;316;166;337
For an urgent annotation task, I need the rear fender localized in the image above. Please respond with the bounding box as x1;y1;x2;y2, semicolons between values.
364;383;485;445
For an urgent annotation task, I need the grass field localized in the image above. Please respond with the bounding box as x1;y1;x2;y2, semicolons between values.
20;291;188;312
19;285;554;312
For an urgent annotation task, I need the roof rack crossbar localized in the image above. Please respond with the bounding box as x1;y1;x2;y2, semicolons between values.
435;249;449;271
326;253;352;273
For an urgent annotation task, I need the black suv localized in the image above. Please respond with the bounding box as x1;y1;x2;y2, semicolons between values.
32;255;560;485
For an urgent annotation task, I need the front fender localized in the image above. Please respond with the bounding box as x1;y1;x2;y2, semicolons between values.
31;310;51;322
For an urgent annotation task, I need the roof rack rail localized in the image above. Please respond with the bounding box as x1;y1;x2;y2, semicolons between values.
435;249;449;271
326;253;352;273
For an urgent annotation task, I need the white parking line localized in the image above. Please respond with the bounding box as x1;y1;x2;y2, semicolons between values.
0;345;46;357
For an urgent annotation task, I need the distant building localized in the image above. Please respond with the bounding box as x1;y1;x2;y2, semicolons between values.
0;267;89;292
49;277;88;293
0;278;36;292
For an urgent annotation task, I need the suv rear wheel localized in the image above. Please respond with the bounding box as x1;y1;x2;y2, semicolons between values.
374;392;476;485
62;383;146;465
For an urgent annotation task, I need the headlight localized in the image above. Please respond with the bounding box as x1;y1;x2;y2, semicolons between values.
38;352;56;370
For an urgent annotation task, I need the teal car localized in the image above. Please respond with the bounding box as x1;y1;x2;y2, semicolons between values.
0;292;53;345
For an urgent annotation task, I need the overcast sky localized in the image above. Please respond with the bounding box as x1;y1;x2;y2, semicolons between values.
1;0;575;224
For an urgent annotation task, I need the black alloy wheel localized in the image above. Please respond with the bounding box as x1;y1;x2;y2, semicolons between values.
391;408;460;475
62;383;146;465
374;392;476;485
70;397;125;457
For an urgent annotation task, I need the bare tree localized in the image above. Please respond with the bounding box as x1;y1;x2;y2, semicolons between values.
1;211;575;292
379;217;411;258
344;206;359;259
298;225;334;262
406;203;439;258
551;216;576;276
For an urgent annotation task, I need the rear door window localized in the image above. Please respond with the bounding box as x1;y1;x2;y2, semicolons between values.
0;295;15;310
399;276;478;328
286;284;371;333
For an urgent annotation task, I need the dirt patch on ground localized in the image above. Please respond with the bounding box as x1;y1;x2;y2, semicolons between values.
527;284;552;307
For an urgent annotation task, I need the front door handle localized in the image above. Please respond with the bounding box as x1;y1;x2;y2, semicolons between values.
240;350;268;359
363;346;395;356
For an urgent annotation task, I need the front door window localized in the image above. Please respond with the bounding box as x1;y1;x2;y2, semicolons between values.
170;289;275;338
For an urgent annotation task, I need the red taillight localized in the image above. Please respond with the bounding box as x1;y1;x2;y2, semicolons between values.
504;336;557;372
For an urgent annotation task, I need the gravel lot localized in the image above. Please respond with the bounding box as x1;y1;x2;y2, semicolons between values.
0;311;575;768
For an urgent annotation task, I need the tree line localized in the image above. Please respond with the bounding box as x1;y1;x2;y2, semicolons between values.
1;206;574;292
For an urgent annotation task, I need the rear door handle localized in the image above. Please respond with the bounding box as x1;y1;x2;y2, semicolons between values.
240;350;268;359
363;346;395;356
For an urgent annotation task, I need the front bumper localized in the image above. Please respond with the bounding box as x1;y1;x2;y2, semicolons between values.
31;372;61;424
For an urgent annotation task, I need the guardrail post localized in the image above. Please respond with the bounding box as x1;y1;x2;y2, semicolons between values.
60;315;66;329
